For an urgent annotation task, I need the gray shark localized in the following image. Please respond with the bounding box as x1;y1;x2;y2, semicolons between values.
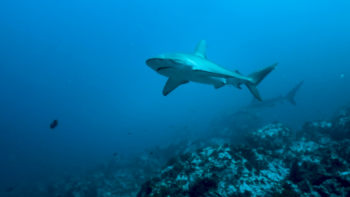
239;80;304;113
146;40;278;101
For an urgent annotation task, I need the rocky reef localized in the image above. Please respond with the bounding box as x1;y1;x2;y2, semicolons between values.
137;104;350;197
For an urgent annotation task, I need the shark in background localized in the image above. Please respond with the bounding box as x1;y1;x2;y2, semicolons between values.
238;80;304;114
146;40;278;101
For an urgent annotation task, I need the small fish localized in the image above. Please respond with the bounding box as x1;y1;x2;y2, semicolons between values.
171;126;174;128
113;153;118;156
128;132;131;135
157;156;159;160
156;146;159;150
150;151;153;155
50;120;58;129
6;187;13;192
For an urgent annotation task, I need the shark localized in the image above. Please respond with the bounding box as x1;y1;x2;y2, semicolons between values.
238;80;304;113
146;40;278;101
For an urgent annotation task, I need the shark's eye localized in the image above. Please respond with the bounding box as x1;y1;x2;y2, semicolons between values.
169;58;183;65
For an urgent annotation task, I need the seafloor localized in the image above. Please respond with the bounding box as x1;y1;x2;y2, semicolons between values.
7;103;350;197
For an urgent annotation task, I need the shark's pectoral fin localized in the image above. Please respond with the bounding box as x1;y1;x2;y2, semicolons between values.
214;83;225;89
193;69;234;79
163;78;189;96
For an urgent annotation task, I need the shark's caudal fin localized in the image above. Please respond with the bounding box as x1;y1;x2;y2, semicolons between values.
285;80;304;105
245;63;278;101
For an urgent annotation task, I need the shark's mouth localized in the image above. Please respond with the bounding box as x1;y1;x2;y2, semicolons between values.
157;67;171;72
148;58;163;61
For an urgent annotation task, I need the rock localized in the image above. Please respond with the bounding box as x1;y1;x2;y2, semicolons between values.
245;123;293;151
137;144;289;197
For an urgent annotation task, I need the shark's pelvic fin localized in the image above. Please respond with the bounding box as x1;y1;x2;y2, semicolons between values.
193;40;207;59
285;80;304;105
163;78;189;96
245;63;278;101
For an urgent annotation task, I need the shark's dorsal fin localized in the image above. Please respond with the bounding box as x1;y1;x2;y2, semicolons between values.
163;78;189;96
234;70;243;76
193;40;207;59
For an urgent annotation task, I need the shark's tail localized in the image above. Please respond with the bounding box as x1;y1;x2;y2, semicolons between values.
245;63;278;101
285;81;304;105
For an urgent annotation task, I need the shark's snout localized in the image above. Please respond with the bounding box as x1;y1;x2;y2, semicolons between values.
146;56;168;72
146;58;163;65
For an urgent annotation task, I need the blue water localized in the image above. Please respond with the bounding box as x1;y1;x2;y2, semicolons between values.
0;0;349;195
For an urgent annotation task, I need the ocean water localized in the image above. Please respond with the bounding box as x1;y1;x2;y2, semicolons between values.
0;0;349;196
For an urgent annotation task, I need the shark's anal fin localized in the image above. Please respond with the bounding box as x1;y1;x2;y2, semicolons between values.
163;78;189;96
233;83;242;89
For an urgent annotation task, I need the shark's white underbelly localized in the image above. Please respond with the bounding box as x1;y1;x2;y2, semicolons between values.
158;68;225;86
188;75;225;86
